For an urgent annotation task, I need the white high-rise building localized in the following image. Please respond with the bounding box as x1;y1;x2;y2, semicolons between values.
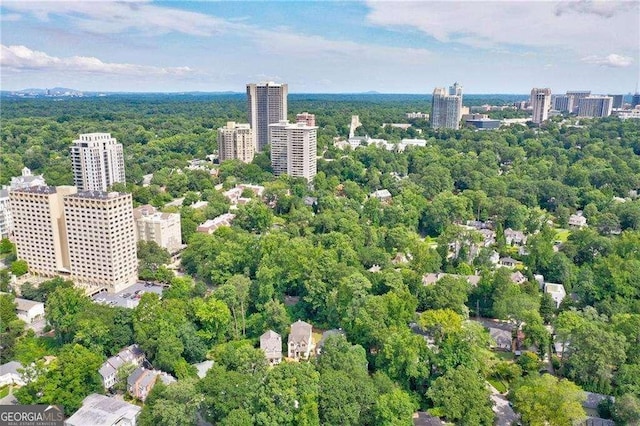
530;88;552;124
269;120;317;181
10;186;77;277
431;84;463;130
577;96;613;118
64;191;138;293
247;82;288;152
0;168;48;238
70;133;125;192
217;122;255;163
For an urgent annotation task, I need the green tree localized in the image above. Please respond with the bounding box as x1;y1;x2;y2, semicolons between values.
234;200;273;233
10;259;28;276
372;388;416;426
46;287;91;343
613;393;640;426
139;379;202;426
426;365;494;426
512;374;586;426
137;240;171;280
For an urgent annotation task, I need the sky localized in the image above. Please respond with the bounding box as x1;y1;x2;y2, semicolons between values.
1;1;639;94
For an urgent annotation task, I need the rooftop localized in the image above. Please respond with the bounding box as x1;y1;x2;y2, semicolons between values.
65;394;141;426
67;191;128;200
14;297;44;311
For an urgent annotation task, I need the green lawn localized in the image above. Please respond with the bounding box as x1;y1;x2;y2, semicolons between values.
555;228;571;243
488;378;508;393
0;385;10;399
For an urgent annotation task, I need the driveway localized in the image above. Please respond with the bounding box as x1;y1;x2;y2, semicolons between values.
488;383;519;426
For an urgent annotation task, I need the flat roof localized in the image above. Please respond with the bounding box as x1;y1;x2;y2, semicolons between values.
92;281;164;309
65;394;141;426
67;191;128;200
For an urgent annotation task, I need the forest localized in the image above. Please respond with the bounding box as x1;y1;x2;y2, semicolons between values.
1;94;640;425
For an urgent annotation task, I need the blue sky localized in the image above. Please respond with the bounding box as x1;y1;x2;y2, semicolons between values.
1;1;639;93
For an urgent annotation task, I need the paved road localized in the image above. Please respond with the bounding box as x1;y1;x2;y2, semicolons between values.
488;383;519;426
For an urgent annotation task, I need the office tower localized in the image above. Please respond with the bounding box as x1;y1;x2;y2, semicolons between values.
632;93;640;108
70;133;125;192
269;120;318;181
553;95;572;113
217;122;255;163
246;82;288;152
566;91;591;113
296;112;316;126
64;191;138;293
133;205;182;254
530;88;552;124
10;186;77;277
577;96;613;118
431;84;463;130
607;94;624;109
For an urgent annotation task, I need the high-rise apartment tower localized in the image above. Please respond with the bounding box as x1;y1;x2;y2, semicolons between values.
269;120;317;181
530;88;552;124
431;83;463;130
70;133;125;192
247;82;288;152
217;122;255;163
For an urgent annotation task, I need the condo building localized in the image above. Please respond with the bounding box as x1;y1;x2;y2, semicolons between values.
431;83;463;130
0;168;48;238
217;122;255;163
296;112;316;126
70;133;125;192
246;82;288;152
269;120;318;181
530;88;552;124
64;191;138;293
133;205;182;254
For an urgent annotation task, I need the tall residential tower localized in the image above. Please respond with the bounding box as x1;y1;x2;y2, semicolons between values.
431;83;463;130
530;88;552;124
70;133;125;192
269;120;317;181
217;122;255;163
246;82;288;152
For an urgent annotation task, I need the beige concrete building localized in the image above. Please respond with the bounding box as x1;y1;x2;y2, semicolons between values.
296;112;316;126
247;82;288;151
10;186;77;277
269;120;318;181
530;88;552;124
133;205;182;254
70;133;125;192
217;122;255;163
64;191;138;293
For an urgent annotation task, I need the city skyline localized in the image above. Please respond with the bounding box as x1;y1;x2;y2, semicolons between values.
1;1;638;94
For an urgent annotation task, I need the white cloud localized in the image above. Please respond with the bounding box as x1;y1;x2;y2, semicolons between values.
1;44;193;76
581;54;634;68
1;1;230;36
364;1;640;56
0;13;21;21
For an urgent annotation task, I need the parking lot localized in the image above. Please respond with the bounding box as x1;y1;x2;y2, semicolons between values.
91;282;164;309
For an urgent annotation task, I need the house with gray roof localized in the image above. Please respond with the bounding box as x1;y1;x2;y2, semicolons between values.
0;361;24;387
288;320;314;360
504;228;527;246
99;344;145;389
316;329;346;355
544;283;567;308
260;330;283;365
127;367;175;401
65;393;141;426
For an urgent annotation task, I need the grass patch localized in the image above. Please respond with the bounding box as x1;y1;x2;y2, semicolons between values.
494;351;515;361
0;386;10;399
488;378;508;393
555;228;571;243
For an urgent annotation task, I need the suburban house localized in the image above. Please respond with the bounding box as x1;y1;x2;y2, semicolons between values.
196;213;236;234
422;273;481;287
478;229;496;247
192;360;214;379
127;367;176;401
98;345;145;389
287;320;314;360
544;283;567;308
510;271;527;285
504;228;527;246
316;329;346;355
0;361;25;387
568;213;588;229
369;189;392;203
260;330;283;365
499;257;518;268
488;327;513;351
65;393;141;426
14;297;45;324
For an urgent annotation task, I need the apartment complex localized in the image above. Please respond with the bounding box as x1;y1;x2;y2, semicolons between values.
431;83;463;130
133;205;182;253
296;112;316;126
269;120;318;181
70;133;125;191
577;96;613;118
11;186;138;293
10;186;77;276
246;82;288;152
217;122;255;163
0;167;47;238
530;88;552;124
65;191;138;293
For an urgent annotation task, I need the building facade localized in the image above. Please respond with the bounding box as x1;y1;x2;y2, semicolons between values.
10;186;77;277
530;88;552;124
0;168;48;238
70;133;125;192
269;120;317;181
133;205;182;254
431;84;463;130
64;191;138;293
296;112;316;126
217;122;255;163
246;82;288;152
577;96;613;118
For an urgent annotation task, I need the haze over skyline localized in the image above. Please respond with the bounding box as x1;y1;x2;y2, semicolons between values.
1;1;639;94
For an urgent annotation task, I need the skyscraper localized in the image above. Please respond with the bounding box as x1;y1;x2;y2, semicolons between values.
64;191;138;293
269;120;317;181
577;96;613;118
70;133;125;192
10;186;77;277
217;122;255;163
431;83;463;130
530;88;552;124
247;82;288;152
